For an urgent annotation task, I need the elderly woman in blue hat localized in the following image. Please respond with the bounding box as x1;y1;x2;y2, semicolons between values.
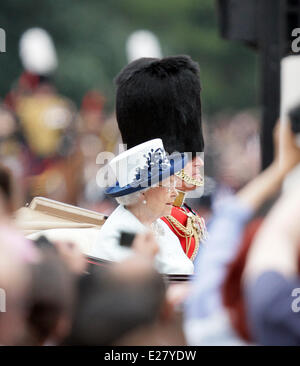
91;138;194;274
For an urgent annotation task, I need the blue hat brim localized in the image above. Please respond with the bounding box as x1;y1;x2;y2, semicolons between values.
105;152;188;198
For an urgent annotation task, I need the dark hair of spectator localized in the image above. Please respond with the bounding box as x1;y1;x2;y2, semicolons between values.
0;165;12;200
63;266;166;346
18;246;75;345
0;165;15;213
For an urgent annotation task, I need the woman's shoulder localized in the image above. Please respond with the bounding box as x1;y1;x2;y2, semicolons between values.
101;205;128;227
100;205;145;234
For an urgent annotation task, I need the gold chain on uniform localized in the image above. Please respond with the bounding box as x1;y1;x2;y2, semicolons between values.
167;169;205;260
175;169;204;187
164;210;205;261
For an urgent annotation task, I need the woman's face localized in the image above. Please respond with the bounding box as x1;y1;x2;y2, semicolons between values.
143;176;178;218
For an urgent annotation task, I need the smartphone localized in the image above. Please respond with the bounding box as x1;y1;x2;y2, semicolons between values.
119;231;136;248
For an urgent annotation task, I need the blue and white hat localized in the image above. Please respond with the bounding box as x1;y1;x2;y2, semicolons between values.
105;139;188;197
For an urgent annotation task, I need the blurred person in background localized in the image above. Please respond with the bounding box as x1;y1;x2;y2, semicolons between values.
77;90;119;214
206;111;261;206
0;104;29;202
184;119;300;345
5;28;83;205
78;90;120;155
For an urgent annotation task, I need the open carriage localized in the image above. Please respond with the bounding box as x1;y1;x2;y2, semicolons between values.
15;196;192;284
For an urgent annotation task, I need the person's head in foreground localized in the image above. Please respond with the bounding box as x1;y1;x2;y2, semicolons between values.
106;138;187;225
0;236;31;345
16;237;75;346
115;55;204;194
63;258;186;346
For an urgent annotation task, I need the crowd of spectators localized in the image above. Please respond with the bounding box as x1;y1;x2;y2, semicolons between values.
1;109;300;345
1;27;300;347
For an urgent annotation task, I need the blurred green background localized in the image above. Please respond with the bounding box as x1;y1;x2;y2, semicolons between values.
0;0;258;115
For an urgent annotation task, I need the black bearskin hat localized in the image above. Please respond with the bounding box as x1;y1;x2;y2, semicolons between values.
115;55;204;157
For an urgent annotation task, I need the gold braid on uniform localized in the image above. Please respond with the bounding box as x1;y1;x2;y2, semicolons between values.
165;210;206;261
175;169;204;187
173;190;186;207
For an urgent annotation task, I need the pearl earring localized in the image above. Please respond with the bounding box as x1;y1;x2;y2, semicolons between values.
143;199;147;205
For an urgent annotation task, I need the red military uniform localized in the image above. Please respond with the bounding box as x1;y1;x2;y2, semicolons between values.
161;204;206;262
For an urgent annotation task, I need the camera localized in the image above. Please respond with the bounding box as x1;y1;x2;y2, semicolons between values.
119;231;136;248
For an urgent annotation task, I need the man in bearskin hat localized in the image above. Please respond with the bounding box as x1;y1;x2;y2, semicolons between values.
114;55;206;262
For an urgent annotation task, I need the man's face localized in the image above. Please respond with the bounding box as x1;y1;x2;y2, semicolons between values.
175;156;204;192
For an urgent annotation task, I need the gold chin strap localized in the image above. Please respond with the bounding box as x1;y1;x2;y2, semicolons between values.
175;169;204;187
173;190;186;207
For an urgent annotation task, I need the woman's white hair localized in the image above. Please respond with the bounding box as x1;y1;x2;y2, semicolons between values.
115;191;143;206
115;186;154;206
